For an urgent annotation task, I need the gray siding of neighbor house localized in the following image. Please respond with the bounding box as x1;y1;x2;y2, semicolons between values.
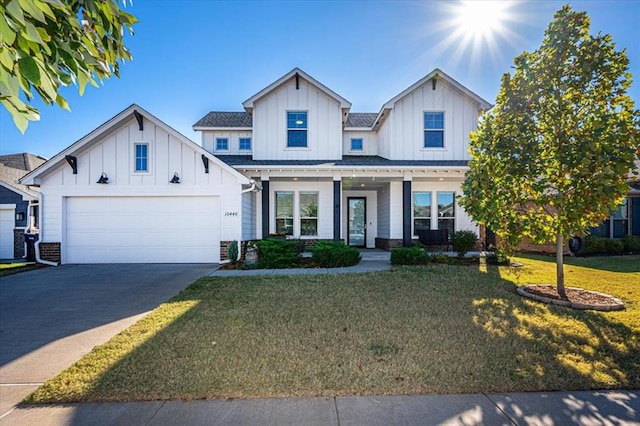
0;186;28;228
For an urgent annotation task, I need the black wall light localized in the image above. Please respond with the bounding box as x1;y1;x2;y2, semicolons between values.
97;172;109;184
170;172;180;184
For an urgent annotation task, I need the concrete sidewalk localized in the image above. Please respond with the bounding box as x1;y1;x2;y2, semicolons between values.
2;390;637;425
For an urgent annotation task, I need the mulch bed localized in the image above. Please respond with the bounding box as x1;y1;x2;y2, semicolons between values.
518;284;625;311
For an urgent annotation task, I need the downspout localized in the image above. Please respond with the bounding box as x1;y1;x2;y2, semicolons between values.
34;190;58;266
241;178;261;194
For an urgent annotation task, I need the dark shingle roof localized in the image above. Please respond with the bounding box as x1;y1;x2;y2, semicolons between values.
0;164;39;198
216;155;468;168
0;153;46;171
193;112;252;128
345;113;378;128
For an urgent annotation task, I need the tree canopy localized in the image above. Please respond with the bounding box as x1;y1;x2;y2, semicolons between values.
460;5;639;296
0;0;137;132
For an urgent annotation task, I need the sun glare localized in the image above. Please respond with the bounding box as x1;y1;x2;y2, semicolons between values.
454;1;509;39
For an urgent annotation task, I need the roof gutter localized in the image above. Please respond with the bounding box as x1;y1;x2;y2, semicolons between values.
241;178;263;193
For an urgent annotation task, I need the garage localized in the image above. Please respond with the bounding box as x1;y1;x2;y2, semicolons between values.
0;205;15;259
65;196;220;263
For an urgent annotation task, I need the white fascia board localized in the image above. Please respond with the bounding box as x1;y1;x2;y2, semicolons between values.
344;127;374;132
242;67;352;110
233;165;469;172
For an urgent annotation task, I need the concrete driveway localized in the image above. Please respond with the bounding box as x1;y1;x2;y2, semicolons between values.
0;264;217;418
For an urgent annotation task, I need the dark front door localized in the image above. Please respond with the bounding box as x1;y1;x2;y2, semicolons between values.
348;197;366;247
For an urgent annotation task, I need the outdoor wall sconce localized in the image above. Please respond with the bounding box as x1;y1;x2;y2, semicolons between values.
97;172;109;184
169;172;180;184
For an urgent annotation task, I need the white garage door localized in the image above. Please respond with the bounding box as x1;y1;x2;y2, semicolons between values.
65;197;220;263
0;207;15;259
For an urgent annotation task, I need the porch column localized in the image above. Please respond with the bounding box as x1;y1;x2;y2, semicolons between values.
333;179;341;241
403;179;412;247
261;180;270;238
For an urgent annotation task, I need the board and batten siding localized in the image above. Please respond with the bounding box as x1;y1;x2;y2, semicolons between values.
241;191;256;241
202;131;253;155
252;79;343;161
379;80;479;161
376;183;391;238
342;131;378;156
37;117;243;246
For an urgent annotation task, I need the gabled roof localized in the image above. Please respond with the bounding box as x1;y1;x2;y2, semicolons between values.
242;68;351;113
0;153;47;171
383;68;492;111
20;104;250;186
345;113;378;128
193;112;252;129
0;164;38;199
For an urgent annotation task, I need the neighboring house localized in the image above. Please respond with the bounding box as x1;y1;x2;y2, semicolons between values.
0;153;46;259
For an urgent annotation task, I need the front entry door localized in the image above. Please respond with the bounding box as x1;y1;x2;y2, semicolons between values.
348;197;366;247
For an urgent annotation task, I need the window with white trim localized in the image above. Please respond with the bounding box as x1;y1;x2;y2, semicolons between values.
590;199;629;238
275;192;294;235
300;192;318;236
134;143;148;172
239;137;251;150
287;111;308;148
216;138;229;151
424;112;444;148
437;192;455;234
413;192;431;234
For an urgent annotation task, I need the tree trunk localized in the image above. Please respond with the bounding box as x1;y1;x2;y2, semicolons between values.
556;232;567;300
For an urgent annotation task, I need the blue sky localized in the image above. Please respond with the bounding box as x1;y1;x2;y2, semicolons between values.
1;0;639;159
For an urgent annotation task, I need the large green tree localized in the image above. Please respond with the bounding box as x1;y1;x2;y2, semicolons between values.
460;5;639;298
0;0;137;132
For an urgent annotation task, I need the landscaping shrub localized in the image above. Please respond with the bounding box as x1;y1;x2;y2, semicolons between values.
486;248;510;265
227;240;238;262
451;230;478;257
622;235;640;253
311;241;361;267
581;236;624;255
256;238;300;268
390;245;430;265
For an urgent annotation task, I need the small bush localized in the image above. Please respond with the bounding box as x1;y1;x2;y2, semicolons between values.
311;241;361;267
227;240;238;262
581;236;624;255
486;248;510;265
622;235;640;252
451;230;478;257
256;238;300;268
390;245;430;265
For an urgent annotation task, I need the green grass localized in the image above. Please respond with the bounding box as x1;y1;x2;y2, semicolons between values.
0;262;43;277
25;255;640;403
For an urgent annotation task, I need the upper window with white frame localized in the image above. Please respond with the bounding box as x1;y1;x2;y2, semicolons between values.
239;137;251;151
134;143;148;172
424;112;444;148
216;138;229;151
350;138;363;151
287;111;308;148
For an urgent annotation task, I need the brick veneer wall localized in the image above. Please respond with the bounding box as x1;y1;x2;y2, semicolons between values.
13;229;25;258
38;242;61;263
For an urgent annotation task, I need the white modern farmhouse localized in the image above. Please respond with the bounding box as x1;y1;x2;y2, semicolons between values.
21;68;493;264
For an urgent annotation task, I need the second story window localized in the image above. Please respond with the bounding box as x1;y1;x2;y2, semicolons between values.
424;112;444;148
239;138;252;150
216;138;229;151
287;111;308;148
350;138;363;151
134;143;148;172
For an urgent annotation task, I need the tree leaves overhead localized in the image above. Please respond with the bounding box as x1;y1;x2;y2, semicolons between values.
0;0;138;133
460;5;639;289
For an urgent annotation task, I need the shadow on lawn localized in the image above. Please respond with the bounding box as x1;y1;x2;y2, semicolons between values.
515;253;640;273
22;266;640;425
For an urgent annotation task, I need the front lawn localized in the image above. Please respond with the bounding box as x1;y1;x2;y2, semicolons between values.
26;255;640;403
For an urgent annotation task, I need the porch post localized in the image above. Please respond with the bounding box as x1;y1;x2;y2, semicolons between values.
261;180;270;238
333;179;341;241
403;179;412;247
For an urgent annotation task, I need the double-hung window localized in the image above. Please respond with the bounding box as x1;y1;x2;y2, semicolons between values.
275;192;294;235
350;138;363;151
239;137;251;151
287;111;308;148
437;192;455;234
300;192;318;236
134;143;148;172
590;199;629;238
216;138;229;151
424;112;444;148
413;192;431;234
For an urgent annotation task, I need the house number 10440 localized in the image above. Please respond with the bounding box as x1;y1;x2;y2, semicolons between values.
224;212;238;216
